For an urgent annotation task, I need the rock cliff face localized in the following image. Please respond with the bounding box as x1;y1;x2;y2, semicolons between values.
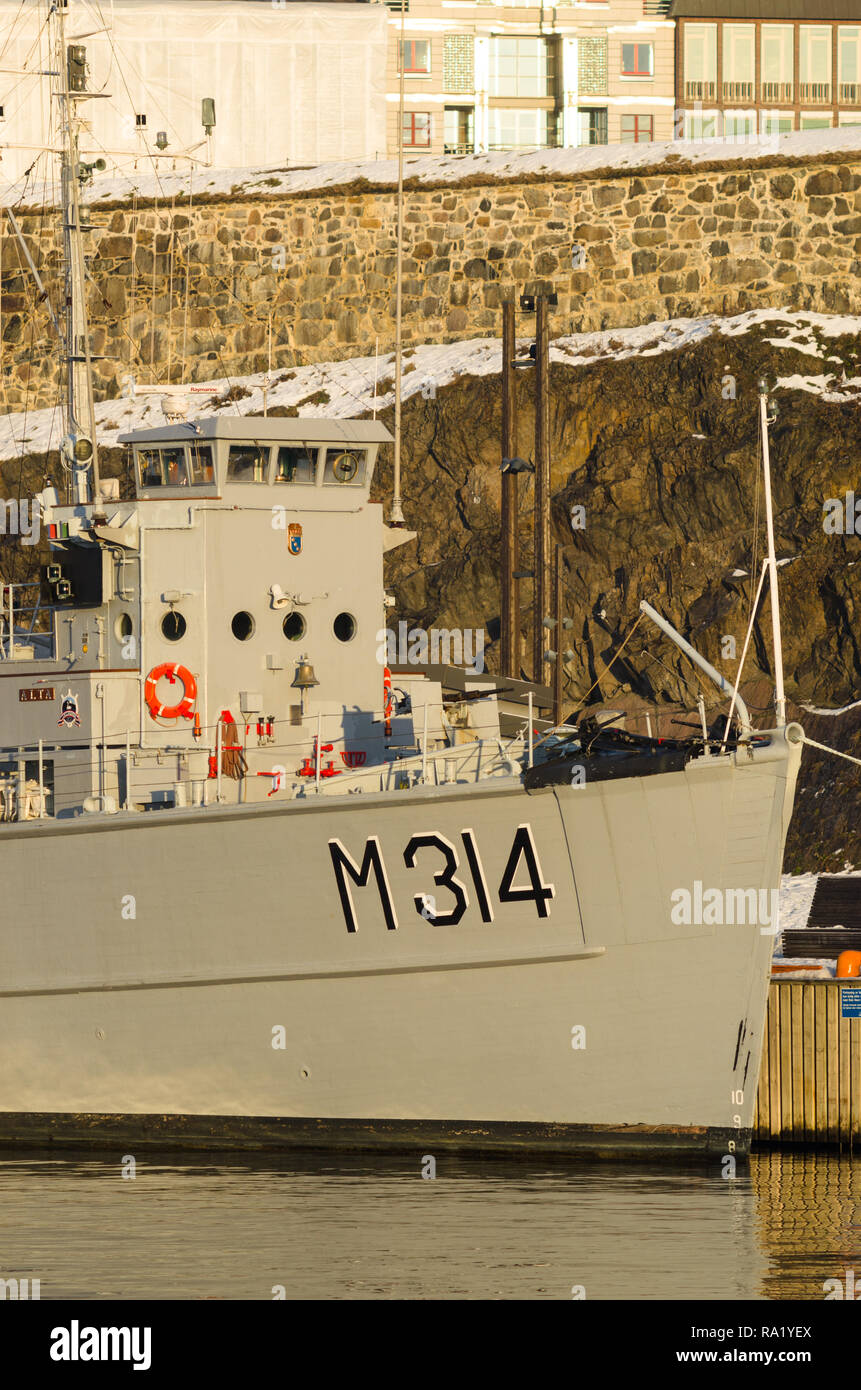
373;317;861;871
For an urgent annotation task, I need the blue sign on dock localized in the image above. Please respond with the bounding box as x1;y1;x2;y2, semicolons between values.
841;987;861;1020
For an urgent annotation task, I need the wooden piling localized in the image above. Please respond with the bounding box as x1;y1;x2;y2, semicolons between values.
754;980;861;1148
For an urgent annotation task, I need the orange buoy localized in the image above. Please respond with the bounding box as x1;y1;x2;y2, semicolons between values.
836;950;861;979
144;663;197;721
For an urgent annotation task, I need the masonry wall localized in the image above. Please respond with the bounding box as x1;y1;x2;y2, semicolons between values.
1;152;860;413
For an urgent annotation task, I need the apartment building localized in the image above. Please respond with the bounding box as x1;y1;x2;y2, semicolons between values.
382;0;676;156
669;0;861;138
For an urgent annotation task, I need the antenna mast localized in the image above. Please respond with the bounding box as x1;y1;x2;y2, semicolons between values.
389;0;405;526
758;378;786;728
49;0;101;507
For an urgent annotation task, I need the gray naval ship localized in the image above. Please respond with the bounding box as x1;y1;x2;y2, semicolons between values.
0;0;803;1160
0;407;802;1160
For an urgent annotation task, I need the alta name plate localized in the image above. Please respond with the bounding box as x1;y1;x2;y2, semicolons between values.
19;687;55;702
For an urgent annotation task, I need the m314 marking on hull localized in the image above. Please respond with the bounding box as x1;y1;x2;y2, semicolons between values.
328;823;556;933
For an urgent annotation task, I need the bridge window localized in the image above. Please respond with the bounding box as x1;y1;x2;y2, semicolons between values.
274;446;316;485
323;449;367;486
188;444;215;485
282;613;306;641
163;447;188;486
227;445;268;484
139;450;164;487
137;445;214;489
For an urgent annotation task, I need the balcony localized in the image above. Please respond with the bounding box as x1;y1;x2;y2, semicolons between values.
723;81;754;102
839;82;860;104
762;82;794;103
799;82;831;104
685;80;716;101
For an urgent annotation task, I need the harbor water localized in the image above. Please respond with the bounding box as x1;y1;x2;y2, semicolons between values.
0;1148;857;1301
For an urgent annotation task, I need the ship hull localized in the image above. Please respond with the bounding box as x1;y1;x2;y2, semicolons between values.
0;731;801;1159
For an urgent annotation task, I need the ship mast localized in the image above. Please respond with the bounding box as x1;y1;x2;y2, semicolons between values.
758;377;786;728
389;0;405;526
49;0;100;507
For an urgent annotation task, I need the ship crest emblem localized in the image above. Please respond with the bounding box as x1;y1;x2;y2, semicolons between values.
288;522;303;556
58;690;81;728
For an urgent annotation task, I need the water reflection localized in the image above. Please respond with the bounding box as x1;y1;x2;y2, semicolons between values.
0;1148;856;1300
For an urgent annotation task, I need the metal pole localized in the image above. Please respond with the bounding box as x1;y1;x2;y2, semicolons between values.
216;718;222;802
639;599;752;731
533;294;551;683
422;702;428;783
501;299;518;677
527;691;534;768
125;728;130;810
759;388;786;727
390;0;406;526
553;547;563;726
315;711;322;791
38;738;45;818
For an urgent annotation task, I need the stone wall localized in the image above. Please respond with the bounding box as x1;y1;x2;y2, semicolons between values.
2;151;860;412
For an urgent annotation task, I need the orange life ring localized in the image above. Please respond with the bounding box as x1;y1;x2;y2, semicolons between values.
145;663;197;721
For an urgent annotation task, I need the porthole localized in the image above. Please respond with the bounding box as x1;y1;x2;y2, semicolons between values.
231;611;255;642
333;612;356;643
282;612;306;642
161;611;186;642
115;612;133;641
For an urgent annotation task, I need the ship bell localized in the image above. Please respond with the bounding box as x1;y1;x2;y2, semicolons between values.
291;656;319;691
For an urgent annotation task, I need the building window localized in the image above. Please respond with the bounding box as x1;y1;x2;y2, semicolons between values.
683;23;716;101
444;105;474;154
621;43;653;78
839;26;861;104
488;108;558;151
800;25;832;104
761;111;794;135
489;37;556;99
403;112;431;147
723;111;756;142
800;114;832;129
723;24;755;103
684;110;718;140
399;39;431;75
579;107;608;145
761;25;794;104
621;114;653;143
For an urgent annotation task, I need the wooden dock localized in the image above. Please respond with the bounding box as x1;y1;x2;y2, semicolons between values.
754;980;861;1149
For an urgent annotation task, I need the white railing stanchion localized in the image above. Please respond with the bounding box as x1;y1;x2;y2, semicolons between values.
422;703;428;782
216;719;223;802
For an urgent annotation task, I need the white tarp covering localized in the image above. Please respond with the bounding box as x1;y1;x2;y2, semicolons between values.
0;0;387;194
